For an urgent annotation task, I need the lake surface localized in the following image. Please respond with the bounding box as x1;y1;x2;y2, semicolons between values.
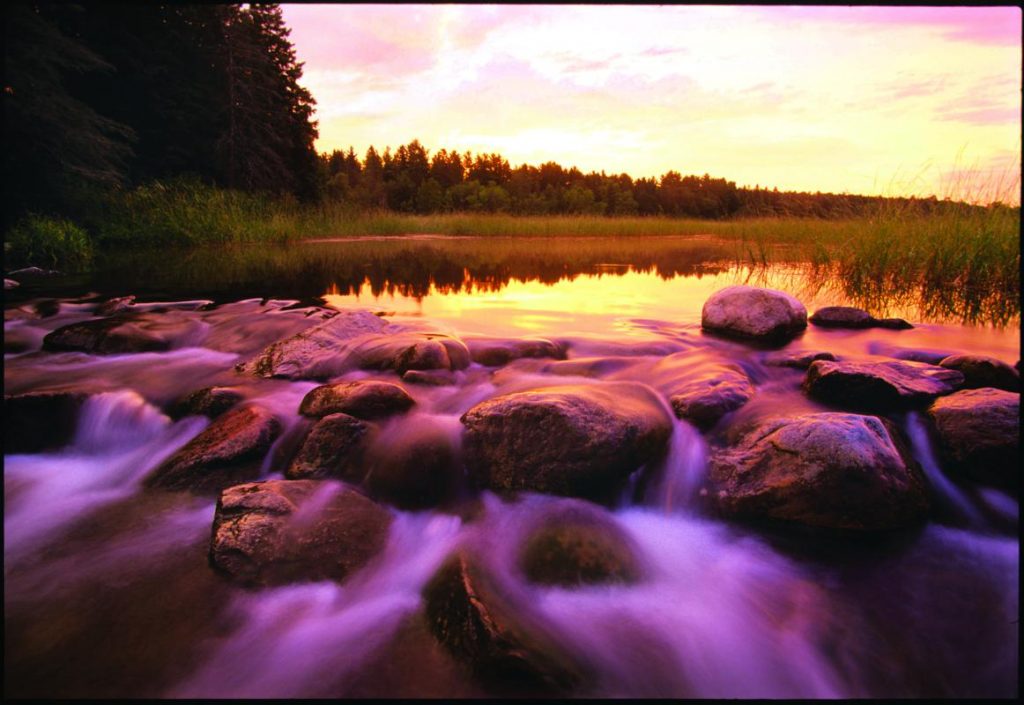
4;235;1019;697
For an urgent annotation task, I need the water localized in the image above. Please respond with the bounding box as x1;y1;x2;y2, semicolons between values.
4;236;1019;697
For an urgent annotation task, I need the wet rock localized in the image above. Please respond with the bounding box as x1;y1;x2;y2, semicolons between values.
424;551;584;694
701;285;807;343
42;310;207;354
705;413;929;531
927;388;1019;489
347;332;471;374
239;310;395;379
210;479;392;587
7;266;59;277
4;278;19;289
4;326;40;354
667;364;753;431
4;391;90;453
809;306;875;329
285;412;369;481
363;421;460;509
541;356;640;378
299;380;415;420
764;350;838;370
461;382;672;499
466;337;567;367
938;354;1019;392
518;499;641;586
402;369;456;386
96;295;136;316
804;359;963;411
144;405;281;492
867;342;956;365
167;386;244;420
873;317;914;330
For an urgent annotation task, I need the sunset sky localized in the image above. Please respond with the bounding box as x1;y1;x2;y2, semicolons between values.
282;5;1021;202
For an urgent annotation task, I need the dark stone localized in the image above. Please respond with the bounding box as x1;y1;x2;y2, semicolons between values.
167;386;244;420
402;369;456;386
764;350;838;370
667;364;753;431
285;412;369;481
347;332;471;374
804;359;963;411
299;380;414;420
938;354;1020;392
701;285;807;343
4;391;90;453
927;388;1019;490
96;295;136;316
466;337;567;367
809;306;875;329
363;423;460;509
42;310;207;354
873;317;913;330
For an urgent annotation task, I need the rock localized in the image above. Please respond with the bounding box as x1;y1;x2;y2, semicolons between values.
402;369;456;386
927;388;1019;489
4;278;19;289
424;551;584;694
4;391;90;453
96;295;136;316
804;359;963;411
285;413;369;481
144;405;281;492
298;380;415;420
704;413;930;531
460;382;672;499
7;266;59;276
466;337;567;367
238;310;395;379
518;500;641;586
867;342;956;365
362;421;460;509
873;317;913;330
667;364;753;431
167;386;244;420
346;332;471;374
541;356;640;378
938;354;1019;392
210;479;392;587
42;310;207;354
764;350;838;370
701;285;807;343
809;306;875;329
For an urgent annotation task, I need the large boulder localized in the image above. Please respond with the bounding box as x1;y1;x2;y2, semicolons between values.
298;380;414;420
238;310;394;379
43;310;207;353
938;354;1019;393
210;479;392;587
666;364;753;431
704;413;930;531
927;388;1019;489
460;383;672;499
345;332;471;374
4;390;90;453
465;337;567;367
167;386;244;420
701;286;807;343
804;359;963;411
144;405;281;492
285;412;369;481
518;500;641;587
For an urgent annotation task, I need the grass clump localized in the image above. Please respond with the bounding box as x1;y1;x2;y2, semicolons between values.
5;215;94;271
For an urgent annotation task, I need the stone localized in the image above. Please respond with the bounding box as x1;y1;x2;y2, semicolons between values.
460;382;672;499
541;356;640;378
873;317;914;330
144;405;281;492
210;479;392;587
938;354;1020;392
465;337;567;367
927;388;1019;489
346;332;471;374
804;359;963;411
42;310;207;354
667;364;754;431
4;391;90;453
809;306;875;329
285;413;369;481
701;285;807;343
96;295;136;316
764;350;838;370
867;342;956;365
167;386;244;420
704;412;930;531
402;369;456;386
238;310;394;379
298;380;415;420
362;422;460;509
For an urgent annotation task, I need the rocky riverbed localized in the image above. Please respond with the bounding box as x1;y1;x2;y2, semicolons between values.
4;282;1019;698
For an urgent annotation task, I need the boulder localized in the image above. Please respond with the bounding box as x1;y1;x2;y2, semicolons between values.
424;551;584;694
144;405;281;492
346;332;471;374
4;390;90;453
402;369;456;386
938;354;1019;392
927;388;1019;489
210;479;392;587
42;310;207;354
238;310;394;379
460;382;672;499
667;365;753;431
701;286;807;343
167;386;244;420
362;422;460;509
809;306;875;329
704;413;930;530
285;413;369;481
96;295;136;316
518;500;641;587
764;350;837;370
804;359;963;411
299;380;414;420
466;337;567;367
873;317;914;330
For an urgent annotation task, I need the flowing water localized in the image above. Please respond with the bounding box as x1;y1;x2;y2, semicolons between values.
4;236;1019;697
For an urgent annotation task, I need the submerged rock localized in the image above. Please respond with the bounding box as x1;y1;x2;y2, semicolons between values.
518;499;641;587
4;390;90;453
96;295;136;316
460;382;671;499
402;369;457;386
346;332;471;374
927;388;1019;489
210;479;392;587
867;342;957;365
167;386;245;420
666;364;753;431
938;354;1020;392
541;356;640;379
285;412;369;481
362;420;460;509
43;310;208;353
873;317;914;330
764;350;838;370
705;412;930;531
804;359;963;411
700;285;807;343
144;405;281;492
465;336;567;367
299;380;415;420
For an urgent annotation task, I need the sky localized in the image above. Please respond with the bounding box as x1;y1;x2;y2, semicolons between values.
282;5;1021;203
